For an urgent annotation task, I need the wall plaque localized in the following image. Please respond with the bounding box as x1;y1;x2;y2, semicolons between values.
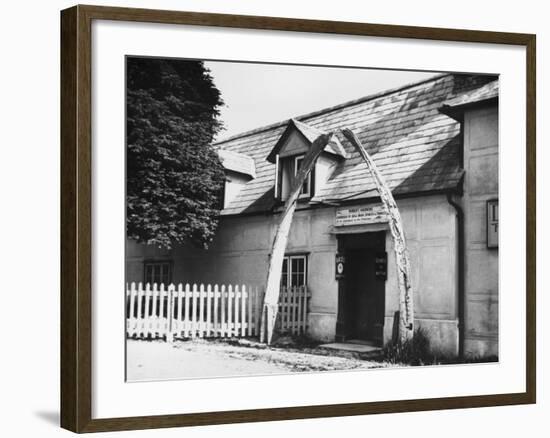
335;253;346;279
335;204;388;227
487;199;498;248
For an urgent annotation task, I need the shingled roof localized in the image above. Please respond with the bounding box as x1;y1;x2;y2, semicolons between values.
215;73;497;216
442;79;498;109
266;118;347;163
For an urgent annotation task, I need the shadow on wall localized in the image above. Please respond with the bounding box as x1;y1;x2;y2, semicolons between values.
242;186;276;214
33;411;59;427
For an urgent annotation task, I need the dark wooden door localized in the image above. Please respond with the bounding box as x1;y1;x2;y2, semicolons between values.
345;249;385;343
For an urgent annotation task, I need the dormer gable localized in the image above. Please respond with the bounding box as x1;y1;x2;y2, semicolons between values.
267;119;347;163
267;119;346;202
218;149;256;179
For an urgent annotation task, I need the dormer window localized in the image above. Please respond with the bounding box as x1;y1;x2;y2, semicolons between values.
268;119;347;203
217;149;256;209
294;155;311;198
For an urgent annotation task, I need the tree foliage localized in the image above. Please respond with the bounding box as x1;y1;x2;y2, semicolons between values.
127;57;225;249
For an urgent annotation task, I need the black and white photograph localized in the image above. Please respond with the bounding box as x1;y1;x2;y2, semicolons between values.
125;57;499;382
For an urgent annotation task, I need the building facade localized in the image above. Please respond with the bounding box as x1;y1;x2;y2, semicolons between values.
126;73;499;358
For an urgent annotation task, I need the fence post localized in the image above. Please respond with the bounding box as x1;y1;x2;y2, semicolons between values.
284;286;289;334
137;283;144;338
128;282;136;337
159;283;165;338
213;284;219;337
254;287;262;337
234;285;240;337
184;284;190;338
151;283;158;338
198;284;205;338
221;285;226;337
227;285;233;337
191;284;198;338
167;284;175;344
247;285;253;336
241;285;247;337
144;284;152;338
176;283;183;339
206;284;212;337
301;286;308;334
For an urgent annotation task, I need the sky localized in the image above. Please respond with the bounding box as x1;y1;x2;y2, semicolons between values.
204;60;439;141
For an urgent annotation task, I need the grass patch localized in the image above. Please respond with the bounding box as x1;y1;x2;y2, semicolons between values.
381;328;499;366
382;327;436;365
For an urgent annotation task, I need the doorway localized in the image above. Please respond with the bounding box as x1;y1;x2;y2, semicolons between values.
336;232;386;346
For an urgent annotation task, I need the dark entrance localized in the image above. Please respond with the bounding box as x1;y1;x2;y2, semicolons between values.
336;231;386;345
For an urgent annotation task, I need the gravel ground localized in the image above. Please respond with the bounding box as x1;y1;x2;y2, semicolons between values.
127;337;395;381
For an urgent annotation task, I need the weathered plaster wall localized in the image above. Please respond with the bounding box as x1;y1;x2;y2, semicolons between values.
462;105;499;357
382;195;459;356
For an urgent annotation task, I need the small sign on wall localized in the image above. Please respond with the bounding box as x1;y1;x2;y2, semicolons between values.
335;254;346;280
487;199;498;249
375;252;387;280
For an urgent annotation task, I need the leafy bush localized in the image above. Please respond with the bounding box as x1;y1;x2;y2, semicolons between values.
381;327;437;365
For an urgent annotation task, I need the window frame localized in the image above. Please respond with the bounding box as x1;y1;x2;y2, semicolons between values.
294;155;312;198
143;260;173;286
280;254;308;289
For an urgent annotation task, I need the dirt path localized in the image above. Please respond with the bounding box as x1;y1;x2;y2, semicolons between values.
127;338;391;382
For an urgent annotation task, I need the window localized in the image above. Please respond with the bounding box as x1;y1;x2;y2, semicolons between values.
280;255;307;289
144;261;172;286
294;155;312;198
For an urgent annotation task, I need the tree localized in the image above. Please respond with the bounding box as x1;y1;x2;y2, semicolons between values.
126;57;225;250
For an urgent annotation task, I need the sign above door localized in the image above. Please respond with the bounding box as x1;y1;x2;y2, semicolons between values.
335;203;389;227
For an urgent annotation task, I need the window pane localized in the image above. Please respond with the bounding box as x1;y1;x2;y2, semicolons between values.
298;258;305;275
289;256;307;287
144;262;172;286
292;257;304;275
158;265;163;285
294;156;311;197
291;257;300;274
145;266;152;284
280;258;288;289
301;176;308;195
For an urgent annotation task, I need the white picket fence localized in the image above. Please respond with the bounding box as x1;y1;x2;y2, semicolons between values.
126;283;310;341
278;286;310;335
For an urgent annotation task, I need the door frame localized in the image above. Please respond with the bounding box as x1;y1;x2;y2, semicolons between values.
335;232;386;344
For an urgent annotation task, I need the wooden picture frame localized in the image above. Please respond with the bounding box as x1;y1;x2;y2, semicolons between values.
60;4;536;433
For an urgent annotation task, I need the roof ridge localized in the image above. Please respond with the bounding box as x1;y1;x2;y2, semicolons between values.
215;72;450;145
